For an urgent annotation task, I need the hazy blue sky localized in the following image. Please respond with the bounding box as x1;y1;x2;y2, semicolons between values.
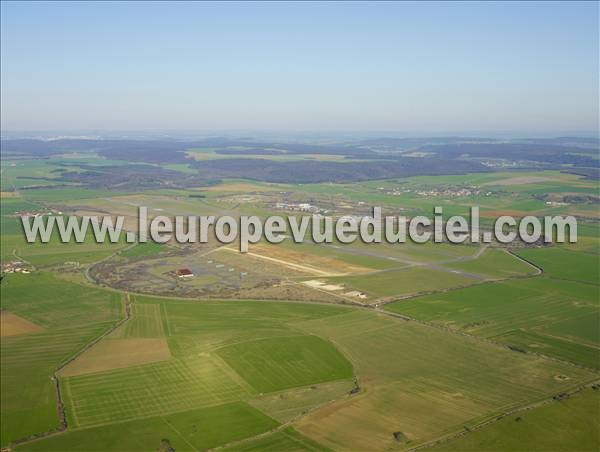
1;1;598;135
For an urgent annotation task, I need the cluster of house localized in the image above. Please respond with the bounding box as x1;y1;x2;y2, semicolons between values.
545;201;569;206
414;187;491;197
378;187;412;196
273;202;323;213
2;261;31;274
16;209;63;218
379;186;492;198
480;159;524;168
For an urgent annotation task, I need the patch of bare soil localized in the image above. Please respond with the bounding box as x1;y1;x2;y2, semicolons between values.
485;176;551;186
0;311;43;337
58;338;171;376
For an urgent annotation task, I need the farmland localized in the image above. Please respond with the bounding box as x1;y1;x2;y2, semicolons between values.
431;388;600;452
2;0;600;446
292;310;597;450
18;402;280;452
385;231;600;373
0;273;122;445
62;356;251;427
217;335;353;393
9;294;598;451
1;142;599;451
515;247;600;285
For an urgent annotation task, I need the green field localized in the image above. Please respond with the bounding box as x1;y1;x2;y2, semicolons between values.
226;426;329;451
217;335;353;392
1;160;70;190
18;402;279;451
515;247;600;284
111;303;165;338
118;242;165;259
160;297;351;357
443;248;537;278
1;273;122;446
1;220;127;268
326;266;474;299
4;245;598;450
0;198;40;236
55;297;355;434
62;356;251;428
9;291;595;450
1;272;121;328
29;296;356;449
10;228;127;268
431;388;600;451
385;277;600;369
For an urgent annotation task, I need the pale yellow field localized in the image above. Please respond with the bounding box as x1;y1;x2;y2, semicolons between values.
59;338;171;376
484;176;552;186
200;182;282;193
0;191;21;198
240;243;374;276
0;311;43;337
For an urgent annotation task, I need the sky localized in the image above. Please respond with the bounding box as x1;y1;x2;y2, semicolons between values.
1;1;598;135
